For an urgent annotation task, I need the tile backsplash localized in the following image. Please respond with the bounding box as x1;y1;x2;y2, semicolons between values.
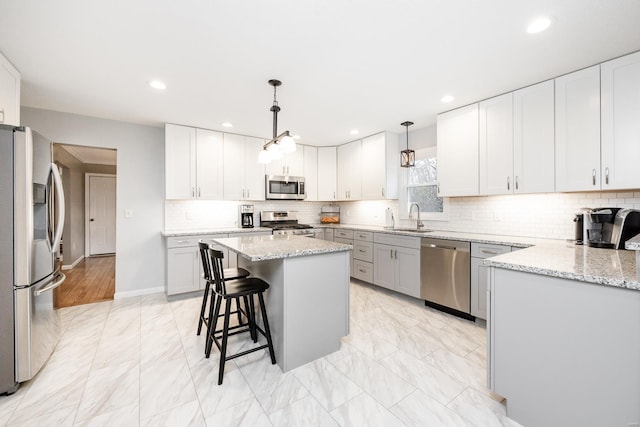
165;190;640;240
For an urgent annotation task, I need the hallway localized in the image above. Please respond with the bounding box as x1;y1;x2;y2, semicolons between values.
55;256;115;308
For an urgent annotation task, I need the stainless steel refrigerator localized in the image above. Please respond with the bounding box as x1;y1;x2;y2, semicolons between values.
1;125;65;394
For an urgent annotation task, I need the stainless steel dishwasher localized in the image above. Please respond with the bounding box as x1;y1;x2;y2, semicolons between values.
420;238;472;318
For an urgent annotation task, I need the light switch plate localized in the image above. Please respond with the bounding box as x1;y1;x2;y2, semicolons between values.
125;209;133;218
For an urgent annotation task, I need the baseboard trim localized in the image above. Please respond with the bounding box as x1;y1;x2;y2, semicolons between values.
61;255;84;270
114;286;165;299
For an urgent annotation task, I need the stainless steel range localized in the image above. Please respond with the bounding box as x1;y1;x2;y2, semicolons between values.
260;211;314;236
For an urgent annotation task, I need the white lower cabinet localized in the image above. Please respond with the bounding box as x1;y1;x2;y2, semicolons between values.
352;231;373;282
470;242;512;319
373;233;420;298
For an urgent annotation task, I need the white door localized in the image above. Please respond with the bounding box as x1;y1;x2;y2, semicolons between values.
89;175;116;255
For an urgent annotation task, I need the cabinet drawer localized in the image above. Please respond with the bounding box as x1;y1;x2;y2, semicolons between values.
325;228;335;241
334;237;353;246
353;260;373;283
353;241;373;262
374;233;420;249
354;230;373;242
471;242;511;258
335;229;354;239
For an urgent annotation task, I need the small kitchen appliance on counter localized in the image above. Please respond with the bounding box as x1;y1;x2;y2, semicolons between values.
260;210;314;236
584;207;621;248
573;207;592;245
320;205;340;224
239;204;254;228
611;209;640;249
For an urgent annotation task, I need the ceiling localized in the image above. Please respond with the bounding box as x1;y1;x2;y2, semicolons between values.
58;144;117;166
1;1;639;146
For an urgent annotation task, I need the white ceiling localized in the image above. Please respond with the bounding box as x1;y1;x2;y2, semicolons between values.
1;0;639;146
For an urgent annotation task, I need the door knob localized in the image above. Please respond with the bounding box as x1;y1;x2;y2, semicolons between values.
90;218;95;222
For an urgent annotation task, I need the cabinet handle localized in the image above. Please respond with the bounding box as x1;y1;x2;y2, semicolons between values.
333;191;336;199
192;188;195;198
515;176;519;191
481;250;498;255
507;176;510;191
592;169;596;186
247;189;250;198
198;188;201;198
605;167;609;185
394;250;398;259
287;166;290;174
382;187;385;197
359;249;366;253
242;188;245;198
390;250;393;259
437;183;440;194
176;240;190;244
359;269;366;273
0;108;4;123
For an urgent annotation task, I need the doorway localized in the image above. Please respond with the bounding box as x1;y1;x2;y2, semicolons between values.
53;144;117;308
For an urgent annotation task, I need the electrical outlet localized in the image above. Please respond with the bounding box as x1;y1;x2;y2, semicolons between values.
186;211;193;220
124;209;133;218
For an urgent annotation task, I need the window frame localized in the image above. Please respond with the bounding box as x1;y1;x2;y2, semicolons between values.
399;146;449;221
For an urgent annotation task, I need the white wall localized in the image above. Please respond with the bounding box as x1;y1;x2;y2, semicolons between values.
22;107;165;297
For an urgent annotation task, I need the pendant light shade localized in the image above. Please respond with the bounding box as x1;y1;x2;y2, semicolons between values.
400;121;415;168
258;79;296;163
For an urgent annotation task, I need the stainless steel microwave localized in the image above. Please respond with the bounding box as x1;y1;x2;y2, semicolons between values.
265;175;306;200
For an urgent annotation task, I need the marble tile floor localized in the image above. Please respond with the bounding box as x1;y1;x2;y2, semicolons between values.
0;280;522;426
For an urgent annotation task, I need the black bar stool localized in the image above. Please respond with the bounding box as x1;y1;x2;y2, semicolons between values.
197;242;250;338
203;247;276;385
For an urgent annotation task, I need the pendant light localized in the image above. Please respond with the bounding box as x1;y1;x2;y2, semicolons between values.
258;79;296;164
400;121;415;168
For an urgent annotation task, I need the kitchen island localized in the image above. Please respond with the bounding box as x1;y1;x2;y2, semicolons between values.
484;242;640;427
208;234;352;372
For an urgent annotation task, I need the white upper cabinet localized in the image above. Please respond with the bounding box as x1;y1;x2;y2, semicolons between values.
555;65;601;192
195;129;224;199
303;145;318;201
265;146;304;176
165;124;223;200
0;52;20;126
165;124;197;199
479;93;514;195
437;104;479;197
317;146;337;201
601;51;640;190
337;140;362;200
513;80;555;194
223;134;265;200
361;132;400;200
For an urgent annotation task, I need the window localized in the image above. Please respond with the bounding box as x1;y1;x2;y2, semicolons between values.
401;147;448;221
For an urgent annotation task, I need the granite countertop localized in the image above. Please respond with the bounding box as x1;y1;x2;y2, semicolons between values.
163;227;272;237
484;240;640;291
207;234;352;262
625;233;640;250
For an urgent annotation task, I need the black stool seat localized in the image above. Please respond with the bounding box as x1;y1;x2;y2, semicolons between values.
197;242;251;337
203;247;276;385
222;277;269;297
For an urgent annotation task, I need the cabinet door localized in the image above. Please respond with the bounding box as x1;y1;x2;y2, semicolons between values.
334;237;353;275
223;133;246;200
0;53;20;126
361;133;386;200
513;80;555;193
601;51;640;190
470;257;487;319
317;147;337;201
286;148;305;176
479;93;514;195
165;124;196;199
555;66;601;192
337;140;362;200
195;128;223;200
437;104;479;196
303;145;318;201
373;244;395;290
167;247;200;295
395;247;420;298
244;137;266;200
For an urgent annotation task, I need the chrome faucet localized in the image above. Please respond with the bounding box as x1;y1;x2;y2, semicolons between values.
409;203;424;229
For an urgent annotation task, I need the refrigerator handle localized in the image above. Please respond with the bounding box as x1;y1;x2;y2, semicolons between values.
34;272;66;296
50;163;65;254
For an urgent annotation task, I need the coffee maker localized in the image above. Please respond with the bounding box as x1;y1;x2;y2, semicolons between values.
610;209;640;249
584;207;620;248
239;204;254;228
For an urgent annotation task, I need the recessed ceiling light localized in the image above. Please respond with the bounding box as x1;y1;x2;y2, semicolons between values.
221;122;233;128
148;80;166;90
441;95;455;103
527;17;551;34
350;129;359;135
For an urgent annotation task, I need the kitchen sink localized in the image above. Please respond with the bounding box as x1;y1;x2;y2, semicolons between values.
384;227;433;233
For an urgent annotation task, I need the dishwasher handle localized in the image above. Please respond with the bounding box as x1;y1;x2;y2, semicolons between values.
425;243;458;251
421;238;470;253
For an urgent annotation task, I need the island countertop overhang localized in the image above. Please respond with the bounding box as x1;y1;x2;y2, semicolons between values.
205;234;352;262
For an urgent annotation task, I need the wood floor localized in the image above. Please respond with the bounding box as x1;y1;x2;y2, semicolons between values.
54;255;115;308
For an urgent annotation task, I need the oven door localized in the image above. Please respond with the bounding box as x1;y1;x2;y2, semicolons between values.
265;175;306;200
